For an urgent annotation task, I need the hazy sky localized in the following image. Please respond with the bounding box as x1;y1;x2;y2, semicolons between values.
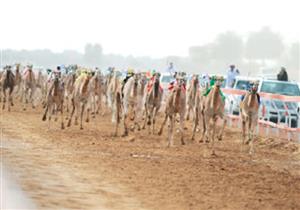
0;0;299;57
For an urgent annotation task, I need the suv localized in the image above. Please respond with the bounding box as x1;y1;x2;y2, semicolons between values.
227;76;300;128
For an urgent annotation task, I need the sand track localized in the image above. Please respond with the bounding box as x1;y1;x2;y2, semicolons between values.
1;105;300;210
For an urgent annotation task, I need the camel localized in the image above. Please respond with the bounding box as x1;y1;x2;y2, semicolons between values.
88;71;103;117
142;73;163;134
63;71;76;113
185;74;199;121
201;76;227;155
107;70;122;136
240;81;260;154
22;65;36;111
0;70;3;102
67;70;92;130
158;74;186;147
121;73;143;136
14;63;23;97
1;65;15;111
42;76;65;129
191;78;210;140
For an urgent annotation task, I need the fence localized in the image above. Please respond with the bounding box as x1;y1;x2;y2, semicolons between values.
222;88;300;142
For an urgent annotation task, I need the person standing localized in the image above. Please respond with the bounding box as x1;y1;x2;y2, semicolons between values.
226;65;239;88
277;67;288;81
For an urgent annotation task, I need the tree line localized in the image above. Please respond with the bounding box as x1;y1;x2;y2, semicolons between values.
1;27;299;80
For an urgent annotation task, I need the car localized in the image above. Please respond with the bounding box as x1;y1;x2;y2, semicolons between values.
227;76;300;128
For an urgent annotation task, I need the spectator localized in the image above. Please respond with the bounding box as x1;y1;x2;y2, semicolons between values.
226;65;239;88
277;67;288;81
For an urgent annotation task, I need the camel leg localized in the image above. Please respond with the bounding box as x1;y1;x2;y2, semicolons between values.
67;98;75;127
179;113;185;145
217;117;227;141
200;112;208;143
9;89;14;107
167;116;175;147
142;104;148;130
249;117;257;154
191;108;198;141
30;88;36;109
122;114;128;137
74;101;79;126
23;88;28;111
185;105;190;121
80;103;85;130
246;115;252;145
61;102;65;129
242;119;246;144
2;90;6;110
148;106;154;134
96;94;101;114
152;107;158;134
158;113;168;136
211;117;218;155
42;104;49;121
204;116;211;143
86;107;90;123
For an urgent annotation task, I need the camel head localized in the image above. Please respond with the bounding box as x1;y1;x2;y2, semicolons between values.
192;74;199;87
249;81;259;94
4;65;12;72
214;76;224;88
15;63;21;70
26;64;33;72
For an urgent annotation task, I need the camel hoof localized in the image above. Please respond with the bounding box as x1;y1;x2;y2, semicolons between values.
67;121;71;127
61;124;65;130
42;116;47;121
158;130;163;136
86;119;90;123
80;127;83;130
217;136;222;141
211;151;217;157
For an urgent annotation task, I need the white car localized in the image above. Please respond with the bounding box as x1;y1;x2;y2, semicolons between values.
227;76;300;128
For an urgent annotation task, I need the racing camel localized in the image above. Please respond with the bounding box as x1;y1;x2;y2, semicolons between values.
88;71;103;118
240;81;260;154
63;71;76;113
1;65;15;111
142;72;163;134
185;74;199;121
121;73;143;136
67;70;92;130
14;63;22;98
22;65;36;111
42;75;65;129
158;73;186;147
201;76;227;155
107;70;122;136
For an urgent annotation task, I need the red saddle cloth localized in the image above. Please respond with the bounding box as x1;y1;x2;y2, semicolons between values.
168;83;186;92
147;77;163;93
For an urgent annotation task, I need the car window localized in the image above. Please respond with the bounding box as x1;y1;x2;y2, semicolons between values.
161;75;173;83
261;81;300;96
235;80;250;90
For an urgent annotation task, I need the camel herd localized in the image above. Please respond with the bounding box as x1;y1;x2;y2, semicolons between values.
0;64;260;154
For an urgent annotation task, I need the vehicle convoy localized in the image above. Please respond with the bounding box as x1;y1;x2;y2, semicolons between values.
227;76;300;128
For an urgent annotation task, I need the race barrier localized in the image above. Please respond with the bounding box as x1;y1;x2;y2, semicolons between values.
222;88;300;142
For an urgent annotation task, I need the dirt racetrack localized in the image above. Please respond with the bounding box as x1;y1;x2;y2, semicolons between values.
1;104;300;210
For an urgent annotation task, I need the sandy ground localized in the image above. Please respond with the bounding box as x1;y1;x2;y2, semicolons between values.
1;104;300;210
